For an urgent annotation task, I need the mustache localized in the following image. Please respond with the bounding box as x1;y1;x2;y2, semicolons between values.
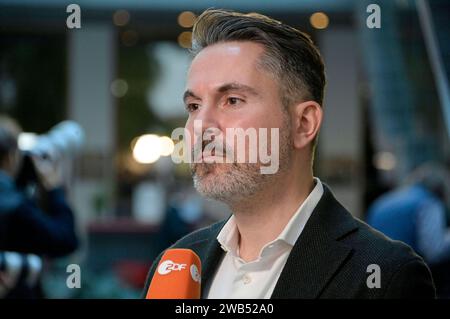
191;136;234;160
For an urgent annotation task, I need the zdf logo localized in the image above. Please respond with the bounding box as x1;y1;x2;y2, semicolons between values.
158;260;187;275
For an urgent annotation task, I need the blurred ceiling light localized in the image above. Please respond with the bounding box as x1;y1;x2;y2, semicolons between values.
18;133;38;151
132;134;161;164
110;79;128;98
310;12;329;29
178;11;196;28
113;10;130;26
159;136;175;156
121;30;139;46
178;31;192;49
373;152;397;171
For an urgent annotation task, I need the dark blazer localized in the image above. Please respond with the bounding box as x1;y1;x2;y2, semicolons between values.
143;184;436;298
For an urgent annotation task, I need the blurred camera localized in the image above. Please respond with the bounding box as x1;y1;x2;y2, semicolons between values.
15;121;85;189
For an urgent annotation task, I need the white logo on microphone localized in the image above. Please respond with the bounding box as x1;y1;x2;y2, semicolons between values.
158;260;187;275
190;264;201;283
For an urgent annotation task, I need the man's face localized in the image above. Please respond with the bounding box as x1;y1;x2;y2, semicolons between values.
184;41;292;204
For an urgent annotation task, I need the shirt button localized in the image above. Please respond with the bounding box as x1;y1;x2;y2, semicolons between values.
243;274;252;285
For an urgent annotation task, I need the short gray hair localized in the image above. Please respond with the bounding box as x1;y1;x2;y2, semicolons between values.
191;9;326;107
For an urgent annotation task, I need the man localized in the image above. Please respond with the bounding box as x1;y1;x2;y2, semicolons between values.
144;9;435;298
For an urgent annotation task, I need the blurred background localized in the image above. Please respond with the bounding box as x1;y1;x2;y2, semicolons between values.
0;0;449;298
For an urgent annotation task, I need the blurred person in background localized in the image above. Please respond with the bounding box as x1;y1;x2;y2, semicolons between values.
0;251;42;298
0;115;78;298
367;162;450;297
161;192;203;247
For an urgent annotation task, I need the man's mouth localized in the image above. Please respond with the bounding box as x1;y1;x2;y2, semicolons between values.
193;143;228;162
200;149;226;161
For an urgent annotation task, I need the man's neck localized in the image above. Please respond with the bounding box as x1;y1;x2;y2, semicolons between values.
230;169;315;262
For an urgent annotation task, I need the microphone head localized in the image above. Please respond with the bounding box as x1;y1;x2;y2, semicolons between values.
146;248;202;299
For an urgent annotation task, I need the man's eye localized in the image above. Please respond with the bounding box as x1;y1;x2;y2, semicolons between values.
227;97;243;106
186;103;200;112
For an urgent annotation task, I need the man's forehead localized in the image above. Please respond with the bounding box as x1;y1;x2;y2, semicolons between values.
186;42;267;90
189;42;264;73
194;41;265;59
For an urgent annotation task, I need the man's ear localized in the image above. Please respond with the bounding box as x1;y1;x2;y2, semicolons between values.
291;100;323;150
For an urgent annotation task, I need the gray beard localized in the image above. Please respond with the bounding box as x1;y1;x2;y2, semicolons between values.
191;162;267;204
190;122;293;206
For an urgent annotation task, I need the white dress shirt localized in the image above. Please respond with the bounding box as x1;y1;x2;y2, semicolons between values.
206;178;324;299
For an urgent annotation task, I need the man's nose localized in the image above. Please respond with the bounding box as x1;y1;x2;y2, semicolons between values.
195;104;221;132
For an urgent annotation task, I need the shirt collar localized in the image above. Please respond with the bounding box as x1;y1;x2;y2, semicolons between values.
217;214;239;254
217;177;324;255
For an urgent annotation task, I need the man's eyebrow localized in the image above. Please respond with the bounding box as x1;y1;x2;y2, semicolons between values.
183;90;201;104
182;83;259;103
217;82;259;96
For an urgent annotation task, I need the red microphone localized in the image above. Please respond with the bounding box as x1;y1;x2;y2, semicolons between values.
145;249;202;299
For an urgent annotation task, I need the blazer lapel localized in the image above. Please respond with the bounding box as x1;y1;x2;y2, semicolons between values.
188;220;227;298
200;239;225;298
271;184;358;299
